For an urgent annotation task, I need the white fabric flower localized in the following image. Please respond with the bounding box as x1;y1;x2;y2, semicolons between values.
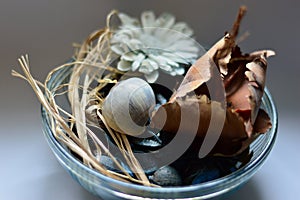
110;11;204;83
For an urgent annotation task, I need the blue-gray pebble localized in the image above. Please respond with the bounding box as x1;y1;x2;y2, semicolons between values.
150;166;182;186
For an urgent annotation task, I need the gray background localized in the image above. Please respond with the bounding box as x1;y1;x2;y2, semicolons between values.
1;0;299;199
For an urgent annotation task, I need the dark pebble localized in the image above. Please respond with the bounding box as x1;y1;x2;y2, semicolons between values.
135;154;159;175
191;166;221;184
150;166;182;186
127;134;162;151
99;155;133;176
176;156;240;185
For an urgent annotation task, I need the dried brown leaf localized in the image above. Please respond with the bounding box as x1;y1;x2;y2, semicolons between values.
151;96;250;156
170;7;247;102
153;6;275;157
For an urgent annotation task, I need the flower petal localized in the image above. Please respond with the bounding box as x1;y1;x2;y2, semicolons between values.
174;67;185;75
172;22;194;36
139;60;154;74
152;28;168;44
156;13;175;29
127;38;143;51
155;54;179;67
118;13;140;27
141;11;156;27
161;52;189;64
117;59;132;71
121;52;138;61
162;31;186;45
111;44;127;55
170;71;176;76
111;33;130;44
113;29;136;42
147;58;159;70
168;61;179;67
175;51;199;60
149;54;167;66
159;64;173;72
167;40;199;53
144;70;159;83
132;53;145;71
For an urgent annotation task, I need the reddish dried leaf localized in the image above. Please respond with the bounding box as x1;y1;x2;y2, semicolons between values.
226;50;275;136
170;7;247;102
151;6;275;157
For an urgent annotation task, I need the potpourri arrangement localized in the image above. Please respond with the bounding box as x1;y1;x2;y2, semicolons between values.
13;6;275;187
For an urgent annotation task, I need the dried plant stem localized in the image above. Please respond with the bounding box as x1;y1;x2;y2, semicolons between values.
230;6;247;39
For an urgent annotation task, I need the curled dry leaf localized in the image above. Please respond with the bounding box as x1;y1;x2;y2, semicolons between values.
151;6;275;156
226;50;275;136
169;7;247;103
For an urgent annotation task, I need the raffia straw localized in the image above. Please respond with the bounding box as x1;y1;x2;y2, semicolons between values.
116;133;150;184
45;65;147;183
67;27;114;165
66;26;111;165
12;55;158;186
97;111;151;186
70;10;152;185
12;10;156;186
121;134;150;182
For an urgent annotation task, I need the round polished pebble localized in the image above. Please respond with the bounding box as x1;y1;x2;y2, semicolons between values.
150;166;182;186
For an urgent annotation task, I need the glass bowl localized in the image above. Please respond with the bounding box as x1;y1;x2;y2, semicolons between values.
41;65;278;199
